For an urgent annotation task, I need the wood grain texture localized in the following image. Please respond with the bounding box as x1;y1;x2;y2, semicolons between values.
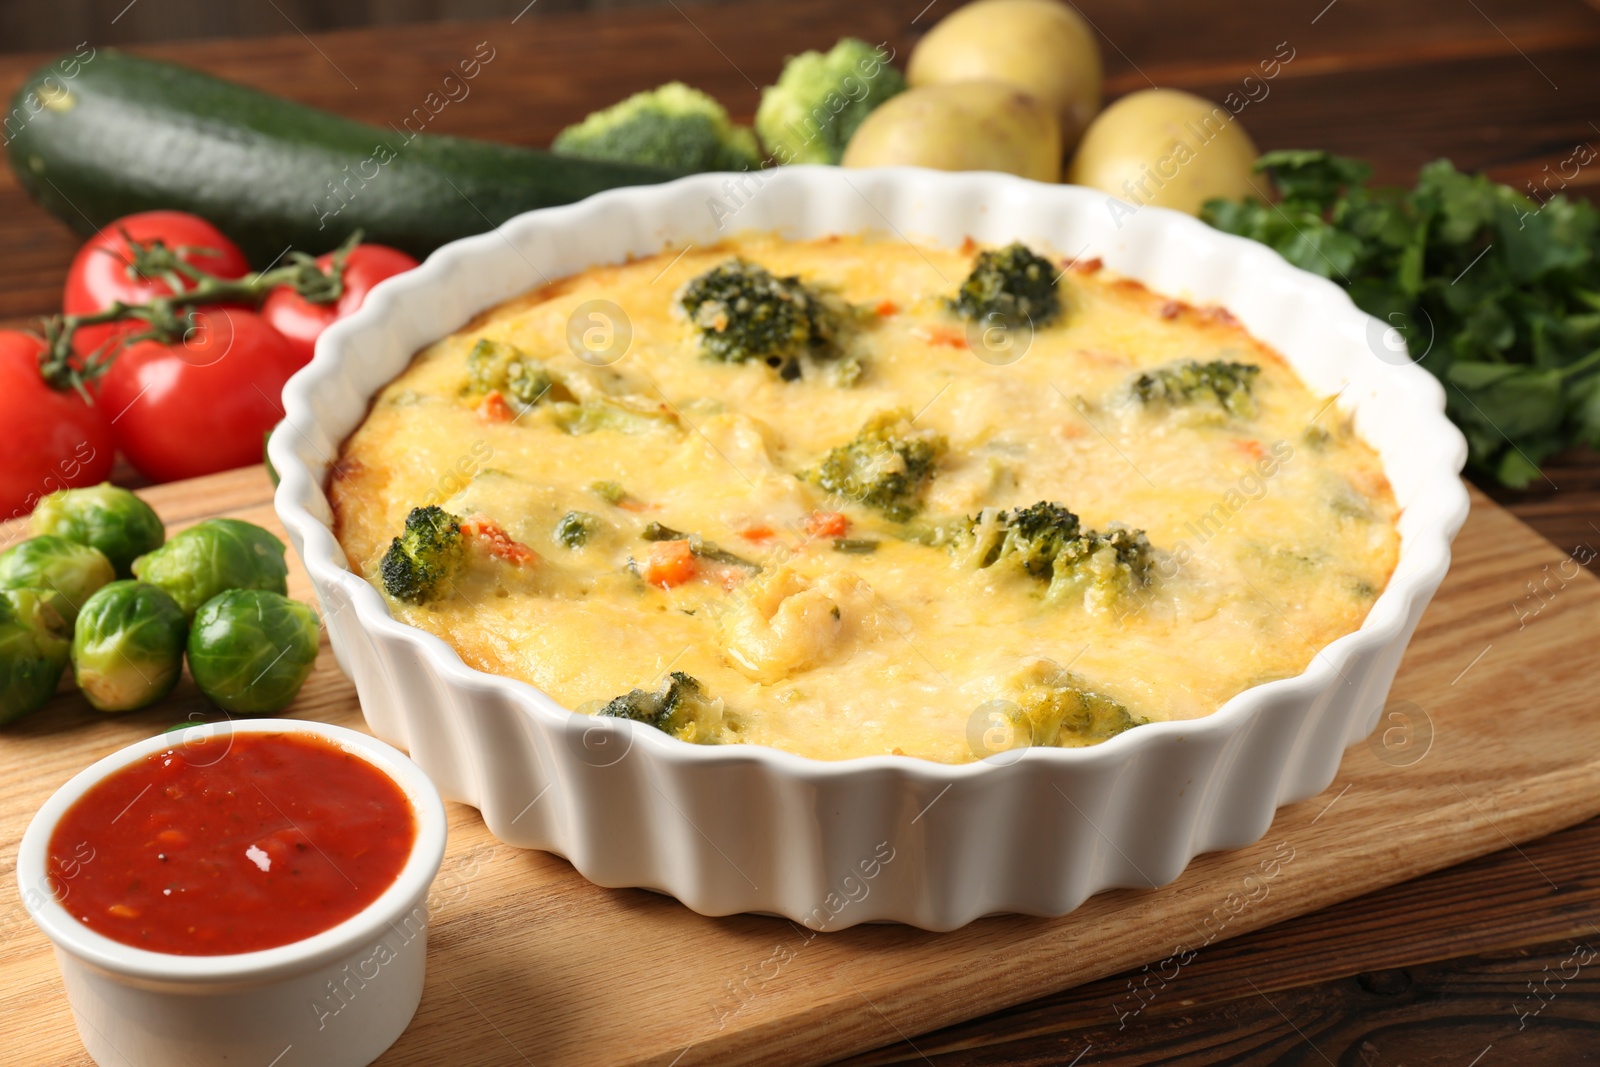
0;466;1596;1066
2;0;1598;321
840;816;1600;1064
0;0;759;56
3;0;1600;1061
843;940;1600;1065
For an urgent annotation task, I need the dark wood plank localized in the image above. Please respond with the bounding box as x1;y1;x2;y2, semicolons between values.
837;813;1600;1064
1485;448;1600;557
3;2;1600;1063
1169;44;1600;189
841;938;1600;1064
0;0;764;55
0;2;912;325
3;0;1599;324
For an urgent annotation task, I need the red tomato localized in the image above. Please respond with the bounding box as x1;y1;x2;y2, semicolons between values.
261;245;419;367
96;308;299;483
0;332;115;520
63;211;250;359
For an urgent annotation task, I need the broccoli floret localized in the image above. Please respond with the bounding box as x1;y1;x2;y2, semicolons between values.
950;243;1063;329
1131;359;1261;418
589;480;630;505
553;82;761;172
1006;660;1144;748
554;510;600;549
756;38;906;165
465;338;553;409
963;500;1081;576
1052;525;1156;610
678;259;840;371
806;410;947;522
597;670;725;743
957;501;1154;611
380;506;467;605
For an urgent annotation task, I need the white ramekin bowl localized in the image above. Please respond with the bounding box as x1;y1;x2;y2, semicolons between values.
270;166;1469;931
18;718;447;1067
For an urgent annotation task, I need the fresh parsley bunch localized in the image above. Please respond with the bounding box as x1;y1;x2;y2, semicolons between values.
1203;150;1600;487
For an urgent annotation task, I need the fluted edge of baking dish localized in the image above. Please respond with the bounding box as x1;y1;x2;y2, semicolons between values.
270;166;1469;931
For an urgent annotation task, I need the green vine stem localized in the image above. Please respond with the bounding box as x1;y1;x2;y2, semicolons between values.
35;230;364;396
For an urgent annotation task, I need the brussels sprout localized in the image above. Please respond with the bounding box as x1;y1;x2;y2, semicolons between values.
71;581;188;713
29;483;165;578
0;589;71;723
0;535;116;625
187;590;319;713
133;519;289;618
30;588;79;629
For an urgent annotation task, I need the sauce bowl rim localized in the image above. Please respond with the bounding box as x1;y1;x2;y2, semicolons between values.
16;718;448;984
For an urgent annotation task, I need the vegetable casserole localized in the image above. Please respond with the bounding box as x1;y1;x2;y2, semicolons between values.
331;233;1399;764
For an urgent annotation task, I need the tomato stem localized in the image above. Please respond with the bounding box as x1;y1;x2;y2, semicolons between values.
36;230;364;395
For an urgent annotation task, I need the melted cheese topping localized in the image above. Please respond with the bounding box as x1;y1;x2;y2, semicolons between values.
332;233;1399;763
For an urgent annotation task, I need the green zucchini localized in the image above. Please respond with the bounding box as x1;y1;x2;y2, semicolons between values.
5;50;683;265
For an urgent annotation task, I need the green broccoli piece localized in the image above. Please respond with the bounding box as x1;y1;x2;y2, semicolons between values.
756;38;906;165
1052;525;1156;609
379;506;467;605
597;670;725;743
957;501;1154;611
963;501;1081;576
679;258;840;372
806;410;947;522
554;510;600;549
589;481;630;505
465;338;554;409
950;242;1063;329
1006;660;1144;748
1131;359;1261;418
553;82;761;172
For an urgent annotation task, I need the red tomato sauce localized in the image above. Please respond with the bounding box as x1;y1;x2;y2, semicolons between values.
47;732;416;956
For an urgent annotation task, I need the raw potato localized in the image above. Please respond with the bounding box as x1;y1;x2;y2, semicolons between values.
1066;89;1259;216
841;82;1061;182
908;0;1102;150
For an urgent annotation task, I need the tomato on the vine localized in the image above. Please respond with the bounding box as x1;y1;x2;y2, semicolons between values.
0;331;115;520
95;308;300;484
262;244;419;367
64;211;251;359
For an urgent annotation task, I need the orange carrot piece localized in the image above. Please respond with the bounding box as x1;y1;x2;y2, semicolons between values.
643;540;697;587
461;513;538;564
476;391;513;423
913;326;968;349
805;511;849;538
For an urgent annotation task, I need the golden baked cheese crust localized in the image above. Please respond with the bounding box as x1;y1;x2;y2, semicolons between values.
332;233;1399;763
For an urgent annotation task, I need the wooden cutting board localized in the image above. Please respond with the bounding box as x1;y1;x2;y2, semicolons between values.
2;465;1596;1067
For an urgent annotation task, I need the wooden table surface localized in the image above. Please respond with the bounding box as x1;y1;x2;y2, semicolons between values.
2;0;1598;1062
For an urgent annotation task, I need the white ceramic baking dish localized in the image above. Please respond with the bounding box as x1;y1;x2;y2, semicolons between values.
270;166;1469;932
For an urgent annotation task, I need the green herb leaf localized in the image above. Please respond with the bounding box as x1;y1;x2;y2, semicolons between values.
1203;150;1600;486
